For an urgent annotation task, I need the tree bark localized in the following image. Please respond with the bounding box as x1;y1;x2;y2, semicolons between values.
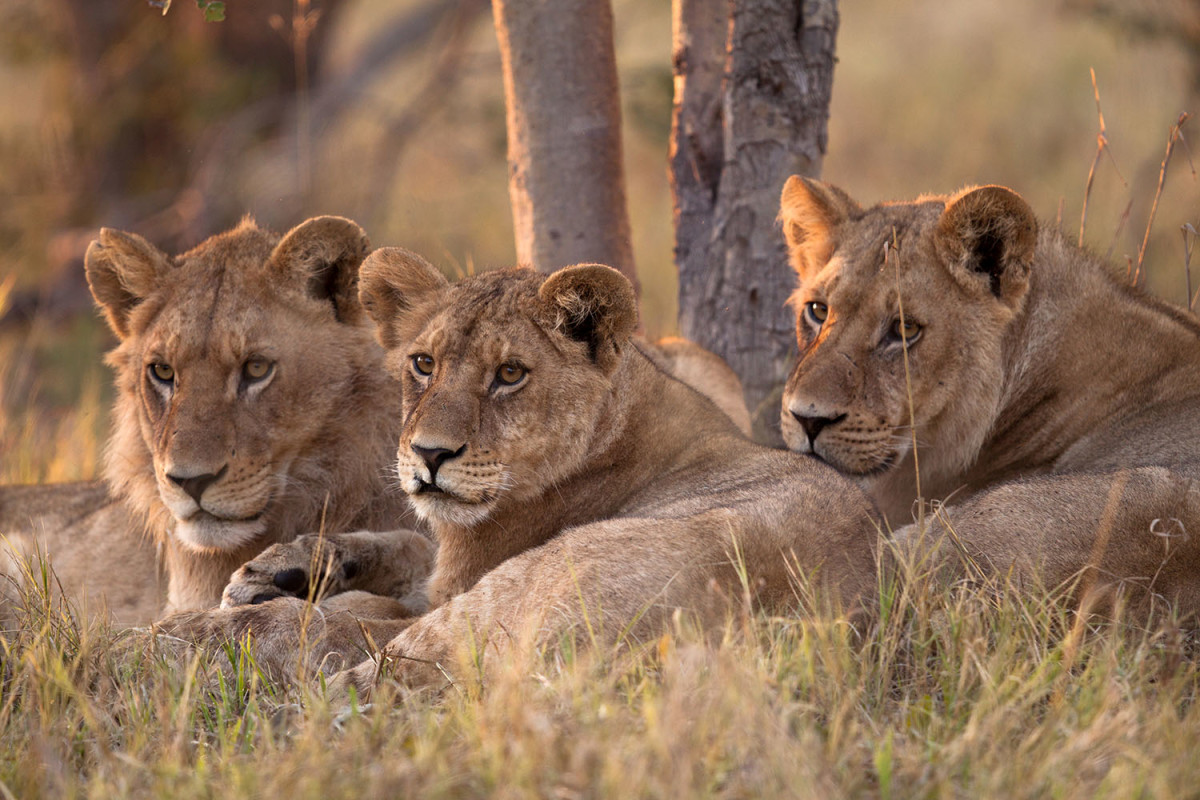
491;0;637;284
672;0;838;442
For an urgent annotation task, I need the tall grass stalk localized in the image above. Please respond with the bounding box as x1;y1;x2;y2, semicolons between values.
2;548;1200;798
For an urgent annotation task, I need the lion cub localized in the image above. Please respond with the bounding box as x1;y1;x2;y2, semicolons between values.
1;218;432;624
779;177;1200;617
167;251;880;689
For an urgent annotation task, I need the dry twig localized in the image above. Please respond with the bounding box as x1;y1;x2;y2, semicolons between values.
1078;68;1127;248
1134;111;1193;286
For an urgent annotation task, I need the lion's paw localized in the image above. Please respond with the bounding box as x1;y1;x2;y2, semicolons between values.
221;535;357;608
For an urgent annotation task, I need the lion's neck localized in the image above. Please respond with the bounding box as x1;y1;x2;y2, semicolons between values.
967;230;1200;490
426;345;719;607
872;229;1200;522
161;540;259;614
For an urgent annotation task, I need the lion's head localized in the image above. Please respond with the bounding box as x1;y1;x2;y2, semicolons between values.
358;249;637;529
778;177;1037;490
86;217;397;556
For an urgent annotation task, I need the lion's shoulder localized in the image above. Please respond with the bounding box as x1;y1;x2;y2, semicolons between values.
642;337;752;436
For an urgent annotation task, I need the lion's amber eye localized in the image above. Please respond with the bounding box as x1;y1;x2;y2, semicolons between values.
149;363;175;383
890;318;922;342
412;354;435;376
805;301;829;325
243;358;274;382
495;363;527;386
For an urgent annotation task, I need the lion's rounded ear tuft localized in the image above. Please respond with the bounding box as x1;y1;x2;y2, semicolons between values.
84;228;172;339
936;185;1037;307
270;216;371;324
779;176;860;282
358;247;449;349
539;264;637;373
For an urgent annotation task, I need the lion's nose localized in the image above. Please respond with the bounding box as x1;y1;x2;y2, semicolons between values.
791;412;846;447
167;465;228;504
411;444;466;480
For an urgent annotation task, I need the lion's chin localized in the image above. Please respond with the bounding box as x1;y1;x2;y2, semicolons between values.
810;448;902;480
408;493;495;528
174;513;268;553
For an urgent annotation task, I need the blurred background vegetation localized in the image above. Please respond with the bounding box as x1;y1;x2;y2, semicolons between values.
1;0;1197;483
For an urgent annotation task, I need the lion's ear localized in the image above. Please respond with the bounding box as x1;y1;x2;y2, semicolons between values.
270;216;371;324
539;264;637;374
84;228;172;339
936;185;1037;307
779;176;860;282
358;247;448;349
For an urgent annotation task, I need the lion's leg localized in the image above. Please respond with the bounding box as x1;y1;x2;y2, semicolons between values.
155;596;418;681
896;465;1200;617
327;511;878;701
221;529;435;612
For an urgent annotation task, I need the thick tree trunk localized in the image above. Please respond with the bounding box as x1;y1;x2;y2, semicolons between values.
671;0;838;442
492;0;637;284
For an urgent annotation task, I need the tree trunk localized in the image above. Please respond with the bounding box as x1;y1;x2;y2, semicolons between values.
491;0;637;284
671;0;838;443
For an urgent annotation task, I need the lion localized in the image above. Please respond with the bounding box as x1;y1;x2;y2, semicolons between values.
0;217;433;625
777;176;1200;616
159;250;880;692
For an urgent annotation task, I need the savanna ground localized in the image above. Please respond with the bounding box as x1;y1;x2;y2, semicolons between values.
3;0;1200;796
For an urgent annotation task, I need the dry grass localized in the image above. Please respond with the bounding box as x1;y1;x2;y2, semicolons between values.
3;534;1200;798
5;357;1199;796
2;1;1199;795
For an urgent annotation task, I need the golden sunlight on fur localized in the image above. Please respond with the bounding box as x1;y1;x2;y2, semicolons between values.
0;218;428;623
779;176;1200;617
160;251;881;692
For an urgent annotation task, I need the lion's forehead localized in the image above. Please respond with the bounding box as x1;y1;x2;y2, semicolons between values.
816;204;957;316
415;276;556;365
428;315;548;361
137;272;324;370
144;290;267;356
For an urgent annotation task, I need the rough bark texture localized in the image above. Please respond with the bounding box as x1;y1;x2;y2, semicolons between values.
492;0;637;283
671;0;838;442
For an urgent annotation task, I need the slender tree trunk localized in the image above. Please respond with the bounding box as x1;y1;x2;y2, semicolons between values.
672;0;838;442
492;0;637;284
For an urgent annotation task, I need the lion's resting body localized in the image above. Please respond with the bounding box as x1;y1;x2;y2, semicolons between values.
168;253;880;691
779;177;1200;615
0;482;162;624
0;218;431;624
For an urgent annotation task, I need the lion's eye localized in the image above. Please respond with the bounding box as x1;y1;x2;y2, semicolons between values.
243;358;274;382
495;363;527;386
412;354;435;376
805;301;829;325
890;318;922;343
149;363;175;383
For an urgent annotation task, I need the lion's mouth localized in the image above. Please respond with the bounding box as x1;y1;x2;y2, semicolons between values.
813;449;898;479
407;479;496;527
173;511;270;552
185;507;270;524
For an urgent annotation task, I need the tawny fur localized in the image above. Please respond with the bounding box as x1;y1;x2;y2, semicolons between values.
0;218;427;624
161;253;880;693
779;177;1200;616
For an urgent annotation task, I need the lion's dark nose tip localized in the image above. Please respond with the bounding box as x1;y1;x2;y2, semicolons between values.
167;464;228;504
791;413;846;447
411;443;466;480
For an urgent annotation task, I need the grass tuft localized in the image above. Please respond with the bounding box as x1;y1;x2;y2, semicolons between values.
2;548;1200;797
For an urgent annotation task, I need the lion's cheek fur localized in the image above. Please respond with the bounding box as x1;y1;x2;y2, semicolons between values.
492;372;613;497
